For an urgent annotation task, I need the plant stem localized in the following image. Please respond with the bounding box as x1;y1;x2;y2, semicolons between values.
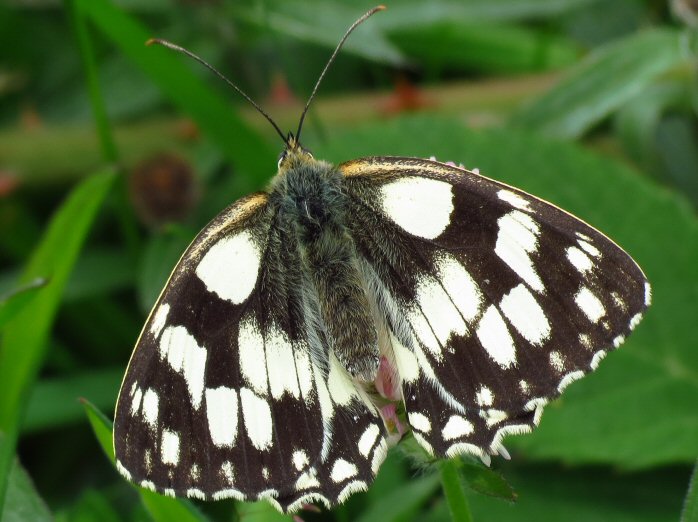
66;0;118;164
439;459;473;522
65;0;142;259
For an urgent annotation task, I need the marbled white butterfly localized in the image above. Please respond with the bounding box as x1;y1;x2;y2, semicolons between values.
113;6;650;513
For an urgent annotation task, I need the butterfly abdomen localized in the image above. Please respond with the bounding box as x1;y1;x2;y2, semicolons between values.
271;157;379;382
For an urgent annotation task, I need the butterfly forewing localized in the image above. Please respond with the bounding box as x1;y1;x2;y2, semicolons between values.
340;156;649;459
114;192;387;511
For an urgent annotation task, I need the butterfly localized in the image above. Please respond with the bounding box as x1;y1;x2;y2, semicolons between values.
113;6;650;514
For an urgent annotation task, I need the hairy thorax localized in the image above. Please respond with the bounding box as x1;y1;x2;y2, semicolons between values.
269;155;379;381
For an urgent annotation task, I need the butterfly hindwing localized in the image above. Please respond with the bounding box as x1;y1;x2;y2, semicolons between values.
114;192;387;511
340;156;649;458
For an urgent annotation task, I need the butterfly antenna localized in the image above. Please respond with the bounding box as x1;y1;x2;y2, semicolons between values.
146;38;288;145
295;5;386;143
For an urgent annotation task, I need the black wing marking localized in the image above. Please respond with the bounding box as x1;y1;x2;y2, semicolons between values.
341;156;649;458
114;193;387;512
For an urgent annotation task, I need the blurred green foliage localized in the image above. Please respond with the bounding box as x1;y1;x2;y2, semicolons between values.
0;0;697;520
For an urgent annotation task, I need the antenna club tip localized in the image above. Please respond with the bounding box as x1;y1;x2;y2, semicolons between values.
145;38;159;46
376;5;387;11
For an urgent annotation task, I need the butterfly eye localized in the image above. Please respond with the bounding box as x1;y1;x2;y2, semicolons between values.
277;151;288;169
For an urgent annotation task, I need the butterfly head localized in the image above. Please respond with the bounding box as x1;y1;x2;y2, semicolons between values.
277;134;315;172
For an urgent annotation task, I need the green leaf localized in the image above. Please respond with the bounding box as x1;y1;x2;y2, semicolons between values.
655;114;698;207
82;400;208;522
74;0;274;181
389;22;579;74
66;0;118;163
233;1;405;66
366;451;408;503
139;491;209;522
234;0;595;69
460;461;516;502
512;28;690;138
355;471;440;522
682;460;698;522
235;502;292;522
0;278;47;330
614;81;684;171
1;460;52;522
467;465;686;522
376;0;603;28
82;400;116;462
24;368;123;433
60;490;122;522
0;169;115;511
438;459;473;522
137;226;195;314
63;248;136;302
317;115;698;468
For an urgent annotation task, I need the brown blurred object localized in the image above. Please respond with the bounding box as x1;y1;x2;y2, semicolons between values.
129;152;199;228
672;0;698;26
380;75;432;115
174;118;201;142
20;105;42;131
0;170;20;197
268;72;298;106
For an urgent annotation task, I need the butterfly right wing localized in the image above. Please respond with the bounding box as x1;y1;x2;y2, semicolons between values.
113;192;386;512
340;156;649;461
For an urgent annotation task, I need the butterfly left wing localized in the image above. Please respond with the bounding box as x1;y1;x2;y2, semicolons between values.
340;156;650;460
114;193;388;512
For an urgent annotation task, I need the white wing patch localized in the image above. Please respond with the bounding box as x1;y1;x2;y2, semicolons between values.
495;210;544;292
240;387;273;451
549;351;565;372
330;459;358;483
292;450;309;471
238;314;268;396
142;388;159;429
221;461;235;485
566;246;593;274
159;326;207;409
390;333;419;383
435;253;483;321
150;304;170;338
442;415;474;440
327;356;360;406
313;363;334;431
130;387;143;416
295;469;321;491
575;286;606;323
475;386;494;407
205;387;239;448
497;189;531;211
294;346;314;400
409;273;468;357
380;177;453;239
196;230;261;304
499;284;551;345
265;323;301;400
476;305;517;368
577;239;601;258
161;429;180;465
408;412;432;433
358;425;380;458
